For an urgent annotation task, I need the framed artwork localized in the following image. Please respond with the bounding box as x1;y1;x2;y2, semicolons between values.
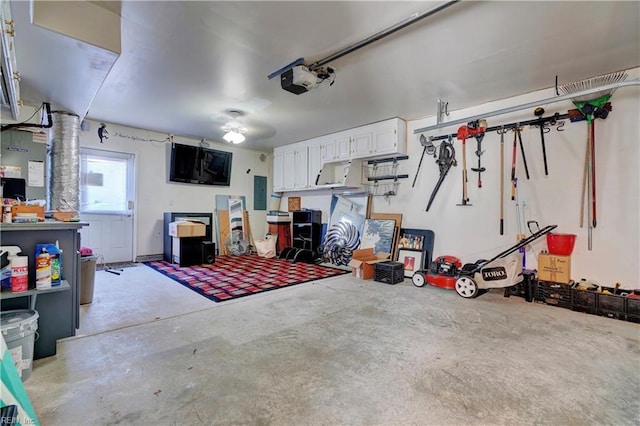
398;228;435;269
360;218;396;254
398;249;424;278
288;196;301;212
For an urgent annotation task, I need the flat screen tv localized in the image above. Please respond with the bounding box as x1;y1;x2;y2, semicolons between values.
169;143;232;186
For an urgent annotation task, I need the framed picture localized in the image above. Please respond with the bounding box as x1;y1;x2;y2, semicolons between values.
398;228;435;269
398;249;424;278
360;218;396;254
287;196;301;212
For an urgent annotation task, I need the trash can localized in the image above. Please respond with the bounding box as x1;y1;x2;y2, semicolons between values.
80;255;98;304
1;309;39;381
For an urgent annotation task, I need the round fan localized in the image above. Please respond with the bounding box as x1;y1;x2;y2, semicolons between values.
225;230;250;256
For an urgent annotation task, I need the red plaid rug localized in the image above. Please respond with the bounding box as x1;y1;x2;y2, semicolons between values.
144;254;348;302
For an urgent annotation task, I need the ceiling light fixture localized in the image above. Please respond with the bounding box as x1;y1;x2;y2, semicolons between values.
223;130;246;144
221;110;247;144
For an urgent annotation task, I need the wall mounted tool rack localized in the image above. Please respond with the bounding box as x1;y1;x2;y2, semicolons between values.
414;78;637;134
363;155;409;198
423;104;611;143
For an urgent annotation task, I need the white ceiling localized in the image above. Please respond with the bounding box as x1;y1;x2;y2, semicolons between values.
10;1;640;151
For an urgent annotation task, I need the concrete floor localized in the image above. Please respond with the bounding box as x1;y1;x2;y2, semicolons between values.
25;264;639;425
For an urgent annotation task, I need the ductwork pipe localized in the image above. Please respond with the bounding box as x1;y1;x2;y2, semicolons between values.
47;111;80;212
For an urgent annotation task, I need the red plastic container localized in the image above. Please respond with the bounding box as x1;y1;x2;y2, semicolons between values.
546;233;577;256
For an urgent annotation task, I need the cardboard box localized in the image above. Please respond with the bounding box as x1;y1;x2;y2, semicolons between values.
537;253;571;284
11;205;45;220
348;248;390;280
168;221;206;238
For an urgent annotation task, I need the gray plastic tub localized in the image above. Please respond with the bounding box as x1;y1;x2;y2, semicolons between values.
1;309;39;381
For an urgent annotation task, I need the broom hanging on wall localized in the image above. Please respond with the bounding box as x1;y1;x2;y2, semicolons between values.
559;71;628;250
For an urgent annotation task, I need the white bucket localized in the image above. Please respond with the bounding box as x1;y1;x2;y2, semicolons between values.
1;310;39;381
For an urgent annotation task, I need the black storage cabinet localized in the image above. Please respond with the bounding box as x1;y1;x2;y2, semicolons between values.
292;210;322;258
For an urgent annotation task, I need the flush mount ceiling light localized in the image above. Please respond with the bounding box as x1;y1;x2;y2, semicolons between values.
221;111;248;144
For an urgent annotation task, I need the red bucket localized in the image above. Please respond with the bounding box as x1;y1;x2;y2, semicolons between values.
546;233;577;256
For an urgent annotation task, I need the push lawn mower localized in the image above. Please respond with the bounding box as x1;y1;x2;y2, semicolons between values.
412;255;462;290
454;222;557;298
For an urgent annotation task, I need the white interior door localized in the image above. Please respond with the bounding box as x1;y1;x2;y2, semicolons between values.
79;148;135;263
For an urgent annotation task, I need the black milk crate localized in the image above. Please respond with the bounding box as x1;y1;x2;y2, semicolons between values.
572;288;598;315
374;261;404;285
536;280;573;309
626;296;640;323
597;290;626;320
503;272;536;302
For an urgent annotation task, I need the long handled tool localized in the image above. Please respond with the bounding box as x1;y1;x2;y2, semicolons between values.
515;126;529;180
455;121;486;206
412;134;436;188
458;130;470;206
534;107;550;175
470;119;487;188
559;70;628;250
510;128;517;200
425;136;456;211
497;126;507;235
590;119;596;228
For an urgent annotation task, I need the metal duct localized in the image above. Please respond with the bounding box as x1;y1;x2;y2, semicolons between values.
47;111;80;212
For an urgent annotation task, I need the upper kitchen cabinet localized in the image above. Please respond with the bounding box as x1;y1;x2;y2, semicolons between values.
350;128;374;159
273;148;285;191
273;143;309;192
321;131;351;163
273;118;406;192
351;118;406;160
308;143;322;187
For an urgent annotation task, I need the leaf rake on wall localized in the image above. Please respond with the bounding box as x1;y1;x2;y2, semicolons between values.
559;71;628;250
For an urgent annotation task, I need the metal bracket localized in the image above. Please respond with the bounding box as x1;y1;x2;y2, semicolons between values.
436;99;449;125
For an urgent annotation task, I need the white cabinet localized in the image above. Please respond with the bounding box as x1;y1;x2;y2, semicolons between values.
335;133;351;160
321;138;336;163
371;118;406;157
293;145;308;189
351;118;406;159
272;118;406;192
282;149;295;190
308;143;322;187
350;128;374;159
273;143;308;191
273;149;284;191
321;132;350;163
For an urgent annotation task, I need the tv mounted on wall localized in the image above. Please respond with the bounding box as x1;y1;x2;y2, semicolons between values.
169;143;233;186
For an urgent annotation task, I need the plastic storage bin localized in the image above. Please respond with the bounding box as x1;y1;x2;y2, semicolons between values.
374;261;404;285
1;310;39;381
80;255;98;304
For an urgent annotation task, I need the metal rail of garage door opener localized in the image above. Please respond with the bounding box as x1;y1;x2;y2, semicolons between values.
268;1;461;79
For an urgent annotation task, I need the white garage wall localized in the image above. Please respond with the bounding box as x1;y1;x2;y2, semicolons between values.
78;120;271;259
285;68;640;289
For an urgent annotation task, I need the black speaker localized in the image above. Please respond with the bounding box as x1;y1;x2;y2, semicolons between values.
172;237;203;267
202;241;216;264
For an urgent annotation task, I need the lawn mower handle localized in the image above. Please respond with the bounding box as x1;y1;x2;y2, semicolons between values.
470;224;558;273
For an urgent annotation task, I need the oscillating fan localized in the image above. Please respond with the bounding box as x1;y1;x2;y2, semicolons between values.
225;230;250;255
